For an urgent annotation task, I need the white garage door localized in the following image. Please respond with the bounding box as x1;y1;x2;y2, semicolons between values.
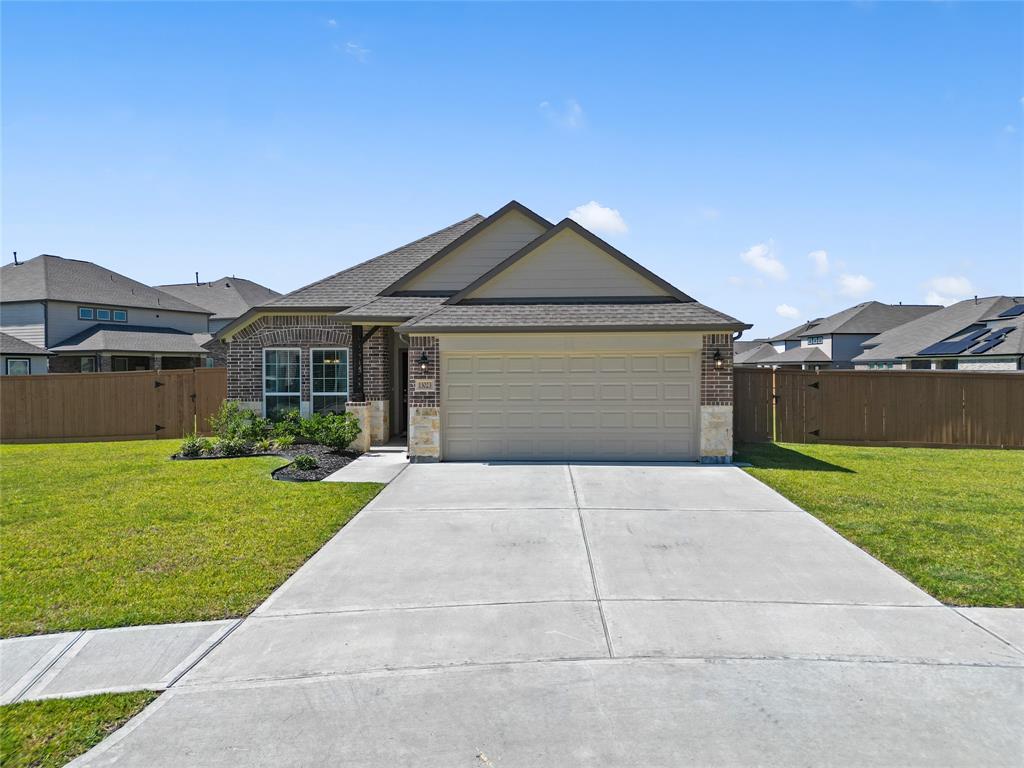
442;350;698;461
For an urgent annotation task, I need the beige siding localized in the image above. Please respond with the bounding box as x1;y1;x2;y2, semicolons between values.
465;228;670;299
0;302;46;348
403;210;547;292
46;301;208;346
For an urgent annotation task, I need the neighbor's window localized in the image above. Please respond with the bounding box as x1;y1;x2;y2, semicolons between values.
5;358;30;375
311;348;349;414
80;357;97;372
96;308;111;321
112;309;128;322
78;307;94;320
264;348;301;419
938;359;958;371
910;359;931;370
807;336;824;345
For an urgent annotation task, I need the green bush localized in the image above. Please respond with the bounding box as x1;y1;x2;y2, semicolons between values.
273;435;296;449
209;401;271;443
217;436;254;457
254;438;274;454
292;454;319;471
271;411;304;440
179;432;213;458
305;412;361;451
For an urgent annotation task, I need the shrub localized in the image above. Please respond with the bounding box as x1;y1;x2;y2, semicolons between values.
305;412;361;451
271;410;304;440
217;436;254;457
179;432;213;458
209;401;271;443
273;435;296;449
254;438;274;454
292;454;319;471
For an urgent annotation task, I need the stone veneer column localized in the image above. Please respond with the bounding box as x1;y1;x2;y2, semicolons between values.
345;401;372;454
700;332;734;463
407;336;440;462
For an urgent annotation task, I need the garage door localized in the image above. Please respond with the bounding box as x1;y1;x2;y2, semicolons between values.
442;350;698;461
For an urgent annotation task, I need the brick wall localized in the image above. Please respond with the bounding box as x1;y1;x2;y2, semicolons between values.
408;336;439;407
364;327;393;401
701;332;733;406
203;337;228;368
225;315;352;401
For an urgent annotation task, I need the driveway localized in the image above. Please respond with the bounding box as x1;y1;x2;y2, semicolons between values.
74;463;1023;767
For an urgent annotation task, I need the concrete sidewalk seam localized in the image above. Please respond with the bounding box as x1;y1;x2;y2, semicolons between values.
952;608;1024;657
568;463;614;659
165;619;245;690
9;630;84;704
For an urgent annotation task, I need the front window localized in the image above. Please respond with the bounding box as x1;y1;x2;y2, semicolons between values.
80;356;97;372
5;358;30;375
264;348;301;419
311;349;349;414
807;336;824;345
78;307;94;320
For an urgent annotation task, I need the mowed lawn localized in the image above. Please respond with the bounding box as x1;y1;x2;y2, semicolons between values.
0;440;382;637
739;442;1024;607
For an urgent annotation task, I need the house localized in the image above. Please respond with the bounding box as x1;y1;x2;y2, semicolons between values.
216;201;749;463
854;296;1024;371
759;301;939;370
0;332;52;375
0;255;212;372
156;276;281;334
733;340;779;367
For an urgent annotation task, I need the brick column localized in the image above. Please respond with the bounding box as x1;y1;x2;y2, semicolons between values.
700;332;734;463
407;336;440;462
363;328;392;444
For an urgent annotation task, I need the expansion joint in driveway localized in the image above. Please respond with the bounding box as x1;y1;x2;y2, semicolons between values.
567;463;614;659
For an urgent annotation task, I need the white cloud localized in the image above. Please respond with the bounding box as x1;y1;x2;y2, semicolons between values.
540;98;585;130
568;201;628;234
698;206;721;221
808;249;829;276
776;304;801;319
923;276;974;305
327;18;337;27
740;242;787;281
344;41;369;62
1005;124;1017;134
726;275;743;286
837;273;875;298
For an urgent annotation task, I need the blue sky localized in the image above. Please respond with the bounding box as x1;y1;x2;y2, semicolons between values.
3;1;1021;337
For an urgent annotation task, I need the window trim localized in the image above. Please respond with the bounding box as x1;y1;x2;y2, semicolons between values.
78;307;94;320
263;347;303;418
112;309;128;322
310;347;350;414
80;356;97;373
95;308;111;321
807;335;824;346
5;358;31;375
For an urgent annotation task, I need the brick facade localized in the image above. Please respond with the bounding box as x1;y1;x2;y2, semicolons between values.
407;335;440;408
700;332;734;406
225;314;352;402
364;327;393;401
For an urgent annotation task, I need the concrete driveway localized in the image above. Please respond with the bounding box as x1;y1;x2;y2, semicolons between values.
74;463;1023;767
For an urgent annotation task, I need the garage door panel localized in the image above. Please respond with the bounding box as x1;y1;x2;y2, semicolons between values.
442;350;698;462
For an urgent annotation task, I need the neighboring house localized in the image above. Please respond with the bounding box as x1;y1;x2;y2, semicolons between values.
0;255;212;372
760;302;939;370
854;296;1024;371
216;200;749;463
733;340;779;367
0;331;52;375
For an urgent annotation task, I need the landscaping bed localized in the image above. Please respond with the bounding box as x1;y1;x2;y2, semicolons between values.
271;444;360;482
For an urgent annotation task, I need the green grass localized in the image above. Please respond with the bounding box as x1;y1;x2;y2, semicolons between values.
738;442;1024;607
0;691;156;768
0;440;383;637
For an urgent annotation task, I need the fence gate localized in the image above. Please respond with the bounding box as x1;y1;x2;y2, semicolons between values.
732;368;774;443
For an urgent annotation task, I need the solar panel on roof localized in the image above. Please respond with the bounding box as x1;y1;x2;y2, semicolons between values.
998;304;1024;318
917;326;990;356
969;326;1017;355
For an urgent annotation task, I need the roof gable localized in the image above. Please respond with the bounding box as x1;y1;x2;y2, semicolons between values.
449;219;692;304
382;201;552;295
156;277;281;320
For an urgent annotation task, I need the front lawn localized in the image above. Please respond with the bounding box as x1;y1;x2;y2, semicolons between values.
0;691;156;768
0;440;382;637
738;442;1024;607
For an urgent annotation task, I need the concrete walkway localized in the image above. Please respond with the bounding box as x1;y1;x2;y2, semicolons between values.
72;463;1023;766
322;442;408;483
1;620;237;704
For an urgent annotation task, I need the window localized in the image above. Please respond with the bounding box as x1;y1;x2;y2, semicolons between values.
807;336;824;345
264;348;301;419
78;307;94;320
938;359;958;371
80;357;97;372
910;359;931;370
311;348;349;414
96;308;111;321
112;356;150;371
112;309;127;322
5;358;30;375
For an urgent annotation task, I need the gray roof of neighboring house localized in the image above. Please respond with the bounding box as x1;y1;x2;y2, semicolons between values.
0;255;210;314
0;331;52;356
397;302;747;333
734;342;778;365
336;296;447;323
262;215;485;310
49;324;210;354
769;319;821;342
854;297;1024;362
156;277;281;320
770;346;831;364
798;301;939;336
734;339;767;354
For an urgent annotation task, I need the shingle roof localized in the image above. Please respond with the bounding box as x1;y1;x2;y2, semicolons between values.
49;324;210;354
770;346;832;364
0;331;52;356
156;277;280;320
854;297;1022;362
769;320;821;342
336;296;447;322
734;342;778;365
261;215;484;310
397;302;748;333
0;255;209;314
798;301;939;336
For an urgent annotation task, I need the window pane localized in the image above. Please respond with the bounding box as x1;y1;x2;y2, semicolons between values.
313;395;347;414
265;395;300;421
312;349;348;395
113;310;127;322
264;349;300;393
80;357;96;372
6;359;30;375
79;307;94;320
96;309;111;320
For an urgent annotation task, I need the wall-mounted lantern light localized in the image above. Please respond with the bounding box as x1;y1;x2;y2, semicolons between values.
417;351;430;374
713;349;723;370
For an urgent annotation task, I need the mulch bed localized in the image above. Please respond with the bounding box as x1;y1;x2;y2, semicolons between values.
172;443;359;482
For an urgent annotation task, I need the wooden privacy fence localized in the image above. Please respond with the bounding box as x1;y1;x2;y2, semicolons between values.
0;368;226;443
734;368;1024;449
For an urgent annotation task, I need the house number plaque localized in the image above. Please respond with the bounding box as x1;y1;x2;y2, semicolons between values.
414;378;435;392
